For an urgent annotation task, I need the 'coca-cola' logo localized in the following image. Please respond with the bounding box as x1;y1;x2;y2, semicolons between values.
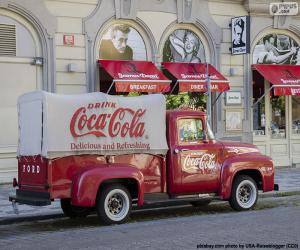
70;105;146;138
183;153;216;171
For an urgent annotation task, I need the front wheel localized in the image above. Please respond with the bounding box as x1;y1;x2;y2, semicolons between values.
229;175;258;211
96;184;132;225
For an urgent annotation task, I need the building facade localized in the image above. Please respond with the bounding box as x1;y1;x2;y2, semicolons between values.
0;0;300;183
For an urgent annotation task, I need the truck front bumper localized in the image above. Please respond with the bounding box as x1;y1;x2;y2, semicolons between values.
9;189;51;206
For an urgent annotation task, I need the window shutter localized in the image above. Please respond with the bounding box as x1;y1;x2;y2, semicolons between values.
0;24;16;56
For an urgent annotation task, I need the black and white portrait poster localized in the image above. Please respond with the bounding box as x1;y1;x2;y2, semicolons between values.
99;23;147;61
231;16;250;55
253;34;300;65
163;29;206;63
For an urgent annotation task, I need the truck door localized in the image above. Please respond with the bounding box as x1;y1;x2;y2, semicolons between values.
173;117;222;194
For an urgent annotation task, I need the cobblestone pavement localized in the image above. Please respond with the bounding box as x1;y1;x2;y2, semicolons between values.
0;167;299;222
0;195;299;250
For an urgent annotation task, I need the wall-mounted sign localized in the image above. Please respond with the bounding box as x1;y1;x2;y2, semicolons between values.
226;91;242;105
270;2;298;16
63;35;74;46
231;16;250;55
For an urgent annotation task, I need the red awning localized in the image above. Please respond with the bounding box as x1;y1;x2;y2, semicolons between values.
253;64;300;96
98;60;171;93
162;62;230;92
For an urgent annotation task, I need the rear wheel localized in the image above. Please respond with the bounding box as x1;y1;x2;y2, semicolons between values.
60;199;91;218
96;184;132;225
229;175;258;211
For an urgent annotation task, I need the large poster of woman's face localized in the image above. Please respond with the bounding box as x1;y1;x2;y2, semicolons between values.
163;29;206;63
99;23;147;61
253;34;300;65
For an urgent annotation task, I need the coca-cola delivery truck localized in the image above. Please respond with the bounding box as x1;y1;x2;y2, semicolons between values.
10;91;278;224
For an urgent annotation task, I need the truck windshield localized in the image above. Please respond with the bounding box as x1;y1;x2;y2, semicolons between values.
206;122;215;140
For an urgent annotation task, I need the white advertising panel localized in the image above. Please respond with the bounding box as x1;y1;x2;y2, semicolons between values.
226;91;242;105
270;2;298;16
18;91;168;158
231;16;250;55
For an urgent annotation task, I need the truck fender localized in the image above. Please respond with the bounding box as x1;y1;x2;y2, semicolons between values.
219;153;274;200
71;163;144;207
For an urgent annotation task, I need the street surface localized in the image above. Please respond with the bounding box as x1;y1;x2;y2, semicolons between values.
0;195;299;250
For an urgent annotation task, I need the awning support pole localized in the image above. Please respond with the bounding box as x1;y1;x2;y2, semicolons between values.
170;80;179;94
206;63;211;126
252;86;273;108
212;92;223;107
252;83;300;107
106;80;115;94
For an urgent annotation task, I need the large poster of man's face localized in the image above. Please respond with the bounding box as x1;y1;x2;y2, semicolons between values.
99;23;147;61
253;34;300;65
163;29;205;63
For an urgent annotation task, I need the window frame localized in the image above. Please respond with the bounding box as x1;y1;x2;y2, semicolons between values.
176;117;205;146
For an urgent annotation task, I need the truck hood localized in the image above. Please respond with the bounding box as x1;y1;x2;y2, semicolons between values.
219;141;260;158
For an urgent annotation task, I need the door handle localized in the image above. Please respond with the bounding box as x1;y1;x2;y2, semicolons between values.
174;148;189;154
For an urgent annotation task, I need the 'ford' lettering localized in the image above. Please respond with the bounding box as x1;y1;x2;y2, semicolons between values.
22;164;40;174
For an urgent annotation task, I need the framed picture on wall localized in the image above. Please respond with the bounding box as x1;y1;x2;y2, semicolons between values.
225;110;243;131
231;16;250;55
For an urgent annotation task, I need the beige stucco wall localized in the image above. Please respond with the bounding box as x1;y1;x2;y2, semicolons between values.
45;0;98;94
0;0;98;183
0;8;44;183
209;0;248;138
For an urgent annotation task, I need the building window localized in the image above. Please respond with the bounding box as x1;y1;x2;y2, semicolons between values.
0;24;16;56
292;96;300;134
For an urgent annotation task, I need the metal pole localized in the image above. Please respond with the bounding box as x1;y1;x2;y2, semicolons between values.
206;63;211;126
106;80;115;94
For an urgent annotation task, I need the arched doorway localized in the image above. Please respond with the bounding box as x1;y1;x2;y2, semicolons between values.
0;9;43;182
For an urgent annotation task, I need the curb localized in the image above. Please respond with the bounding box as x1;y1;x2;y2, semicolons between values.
1;190;300;226
0;212;64;226
258;189;300;198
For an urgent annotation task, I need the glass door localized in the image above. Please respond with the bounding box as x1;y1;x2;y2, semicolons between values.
267;83;290;166
253;78;290;166
270;96;286;140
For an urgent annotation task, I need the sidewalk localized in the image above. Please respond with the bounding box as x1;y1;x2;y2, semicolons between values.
0;168;300;224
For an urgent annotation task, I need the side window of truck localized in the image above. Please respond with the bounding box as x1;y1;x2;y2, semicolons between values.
177;118;203;145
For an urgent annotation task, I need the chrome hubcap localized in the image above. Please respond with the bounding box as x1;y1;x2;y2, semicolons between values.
238;185;252;203
236;180;257;209
108;195;124;215
104;189;129;221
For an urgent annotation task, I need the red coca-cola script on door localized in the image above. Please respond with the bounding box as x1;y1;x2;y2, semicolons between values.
69;101;146;138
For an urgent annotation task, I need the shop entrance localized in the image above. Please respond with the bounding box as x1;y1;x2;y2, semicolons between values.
252;70;300;167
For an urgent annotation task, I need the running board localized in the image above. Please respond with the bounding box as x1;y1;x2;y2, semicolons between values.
143;193;219;205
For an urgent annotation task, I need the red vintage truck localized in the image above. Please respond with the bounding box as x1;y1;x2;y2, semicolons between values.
10;91;278;224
